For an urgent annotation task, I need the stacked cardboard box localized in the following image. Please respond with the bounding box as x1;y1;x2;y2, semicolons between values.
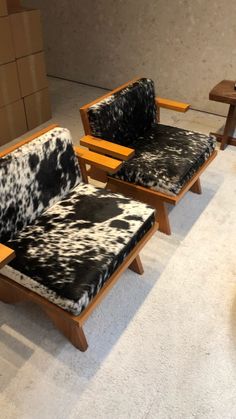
0;0;51;146
0;2;27;146
0;0;7;16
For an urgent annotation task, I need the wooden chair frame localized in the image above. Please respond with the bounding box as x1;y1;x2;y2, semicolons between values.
0;125;158;351
80;77;217;235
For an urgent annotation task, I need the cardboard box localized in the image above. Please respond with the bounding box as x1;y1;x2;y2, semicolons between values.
24;88;51;130
0;16;15;64
0;61;21;107
0;99;27;146
17;51;48;97
7;0;21;10
0;0;7;16
10;9;43;58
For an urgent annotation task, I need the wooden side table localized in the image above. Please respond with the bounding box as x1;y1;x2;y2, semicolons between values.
209;80;236;150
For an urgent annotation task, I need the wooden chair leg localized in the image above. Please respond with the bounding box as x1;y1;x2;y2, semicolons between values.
190;178;202;195
0;277;25;304
44;308;88;352
129;255;144;275
155;201;171;235
220;104;236;150
0;276;88;352
88;166;108;183
78;158;89;183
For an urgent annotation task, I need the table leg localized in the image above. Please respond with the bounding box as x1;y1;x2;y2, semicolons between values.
220;104;236;150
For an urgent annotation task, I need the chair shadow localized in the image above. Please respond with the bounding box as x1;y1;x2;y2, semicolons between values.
0;266;159;393
229;292;236;373
168;172;223;238
227;290;236;407
0;326;34;392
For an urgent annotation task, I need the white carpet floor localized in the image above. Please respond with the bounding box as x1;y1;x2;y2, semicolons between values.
1;78;236;419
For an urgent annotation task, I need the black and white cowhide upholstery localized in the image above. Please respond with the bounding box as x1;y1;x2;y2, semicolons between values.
0;127;81;243
87;77;216;196
111;124;216;196
88;78;157;146
1;184;155;315
0;127;155;315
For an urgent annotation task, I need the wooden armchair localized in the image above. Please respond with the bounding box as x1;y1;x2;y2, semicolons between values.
0;124;158;351
79;77;217;235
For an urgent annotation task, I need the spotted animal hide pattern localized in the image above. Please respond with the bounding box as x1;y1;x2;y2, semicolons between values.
88;78;157;146
111;124;216;196
1;183;155;315
0;127;81;243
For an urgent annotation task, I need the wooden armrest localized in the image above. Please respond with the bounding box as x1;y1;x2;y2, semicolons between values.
155;97;190;112
80;135;135;161
0;244;15;268
74;146;122;174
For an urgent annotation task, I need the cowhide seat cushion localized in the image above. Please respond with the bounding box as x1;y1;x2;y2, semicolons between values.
111;124;216;196
1;184;155;316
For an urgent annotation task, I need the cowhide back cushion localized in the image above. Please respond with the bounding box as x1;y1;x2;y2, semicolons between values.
0;127;81;243
87;78;157;146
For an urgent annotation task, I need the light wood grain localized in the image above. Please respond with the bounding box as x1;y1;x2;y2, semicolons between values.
156;97;190;112
129;255;144;275
190;178;202;195
0;244;15;268
74;146;122;173
87;166;108;183
80;135;135;160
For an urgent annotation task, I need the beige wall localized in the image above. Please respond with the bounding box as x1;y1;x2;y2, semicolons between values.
23;0;236;114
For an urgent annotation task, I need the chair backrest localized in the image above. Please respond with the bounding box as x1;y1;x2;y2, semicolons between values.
0;126;81;243
85;78;157;146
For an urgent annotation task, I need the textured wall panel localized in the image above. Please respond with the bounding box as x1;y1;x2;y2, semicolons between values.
23;0;236;114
